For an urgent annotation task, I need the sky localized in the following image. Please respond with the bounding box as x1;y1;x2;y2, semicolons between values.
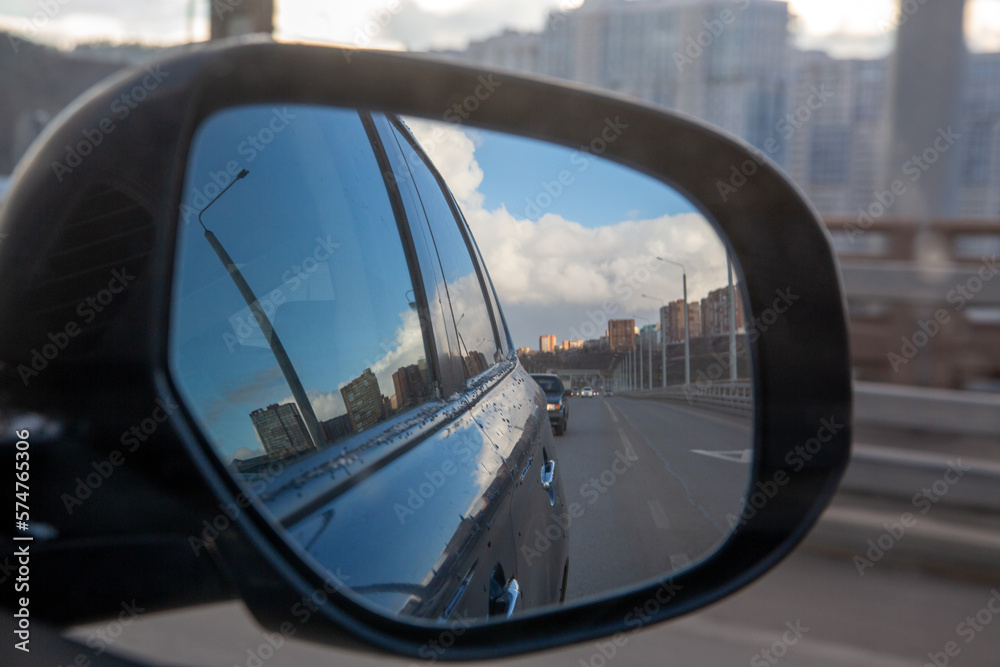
402;117;731;351
2;0;1000;56
167;106;727;461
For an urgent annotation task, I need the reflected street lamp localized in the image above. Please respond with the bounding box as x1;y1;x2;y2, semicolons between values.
655;257;689;385
642;293;666;389
727;251;738;381
198;169;325;450
632;315;650;390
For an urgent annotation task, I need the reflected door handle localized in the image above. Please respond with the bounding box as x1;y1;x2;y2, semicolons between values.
541;460;556;490
501;578;520;620
541;460;557;506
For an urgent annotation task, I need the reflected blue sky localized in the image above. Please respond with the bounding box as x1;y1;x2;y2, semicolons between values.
469;129;698;226
171;106;428;462
402;117;729;350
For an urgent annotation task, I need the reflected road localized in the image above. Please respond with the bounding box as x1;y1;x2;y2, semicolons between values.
557;395;752;601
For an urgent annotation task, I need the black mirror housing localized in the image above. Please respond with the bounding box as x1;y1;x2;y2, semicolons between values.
0;38;851;660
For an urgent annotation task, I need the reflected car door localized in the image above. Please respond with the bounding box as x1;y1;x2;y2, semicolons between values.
371;113;522;619
380;116;569;612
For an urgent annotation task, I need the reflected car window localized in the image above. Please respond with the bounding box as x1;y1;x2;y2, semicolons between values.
533;376;562;393
384;119;501;382
170;106;435;476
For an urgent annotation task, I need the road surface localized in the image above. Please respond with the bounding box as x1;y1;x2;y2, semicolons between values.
555;395;752;601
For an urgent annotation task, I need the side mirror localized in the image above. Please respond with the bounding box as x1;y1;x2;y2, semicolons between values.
0;41;850;661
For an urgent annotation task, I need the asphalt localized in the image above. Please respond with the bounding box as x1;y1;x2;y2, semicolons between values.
61;396;1000;666
554;395;751;601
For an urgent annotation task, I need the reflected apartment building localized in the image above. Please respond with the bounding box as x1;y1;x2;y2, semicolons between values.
249;402;316;459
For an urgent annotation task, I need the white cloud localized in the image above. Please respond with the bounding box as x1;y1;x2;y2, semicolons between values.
403;117;731;348
283;307;426;422
368;308;428;394
405;118;484;209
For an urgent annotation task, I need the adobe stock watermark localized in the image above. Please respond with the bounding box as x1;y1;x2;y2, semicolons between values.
189;462;288;556
716;85;833;202
442;75;503;124
521;442;638;567
7;0;74;54
222;235;342;352
567;245;665;342
17;266;135;386
50;65;170;182
233;570;352;667
548;0;585;31
179;106;297;226
573;580;684;667
375;75;503;164
750;620;810;666
880;0;930;33
853;458;971;576
673;0;751;72
726;416;843;529
61;397;180;515
84;600;146;656
844;126;960;241
342;0;403;63
684;287;799;401
887;254;998;373
921;588;1000;667
410;612;476;664
523;116;628;219
393;442;475;524
622;580;684;630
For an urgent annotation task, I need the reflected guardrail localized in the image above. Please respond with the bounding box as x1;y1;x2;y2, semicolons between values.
619;380;1000;437
618;380;752;416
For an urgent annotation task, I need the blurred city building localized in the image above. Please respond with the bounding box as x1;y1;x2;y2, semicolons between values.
539;334;558;352
444;0;1000;221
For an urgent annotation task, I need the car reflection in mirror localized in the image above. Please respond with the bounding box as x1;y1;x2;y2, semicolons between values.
168;106;754;625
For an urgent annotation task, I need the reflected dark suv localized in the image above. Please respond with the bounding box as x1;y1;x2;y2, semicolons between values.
531;374;569;436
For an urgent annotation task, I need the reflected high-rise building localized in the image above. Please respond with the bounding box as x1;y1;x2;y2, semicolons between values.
701;286;746;336
608;319;636;351
250;402;316;459
393;363;431;410
663;300;703;343
320;414;354;443
342;368;386;434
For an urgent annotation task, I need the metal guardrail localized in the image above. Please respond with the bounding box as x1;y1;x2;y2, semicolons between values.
620;380;999;436
844;443;1000;513
854;381;1000;436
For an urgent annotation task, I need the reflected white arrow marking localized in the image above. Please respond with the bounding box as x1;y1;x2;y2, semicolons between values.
690;448;751;463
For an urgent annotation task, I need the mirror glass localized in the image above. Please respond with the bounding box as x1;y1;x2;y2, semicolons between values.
169;105;754;624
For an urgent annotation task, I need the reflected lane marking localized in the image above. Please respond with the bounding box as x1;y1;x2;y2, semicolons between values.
647;499;671;530
616;428;637;460
690;448;751;463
